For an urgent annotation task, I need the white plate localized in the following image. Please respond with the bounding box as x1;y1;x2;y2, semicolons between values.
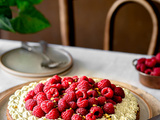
0;46;73;77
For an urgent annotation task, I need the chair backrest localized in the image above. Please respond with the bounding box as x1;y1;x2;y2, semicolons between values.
104;0;159;55
59;0;75;46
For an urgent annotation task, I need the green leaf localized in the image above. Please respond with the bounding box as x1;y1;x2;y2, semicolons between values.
28;0;43;4
0;0;8;6
16;0;43;5
11;14;50;33
8;0;17;6
8;0;43;6
11;5;50;34
0;15;15;32
0;6;12;18
16;0;32;12
0;0;49;34
10;0;50;34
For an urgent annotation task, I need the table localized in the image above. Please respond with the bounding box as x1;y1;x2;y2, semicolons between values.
0;39;159;116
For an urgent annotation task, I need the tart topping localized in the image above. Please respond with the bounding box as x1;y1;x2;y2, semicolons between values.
24;75;126;119
76;108;88;116
103;103;115;114
32;105;45;118
45;108;60;119
61;109;74;120
71;114;83;120
25;99;37;111
41;100;54;113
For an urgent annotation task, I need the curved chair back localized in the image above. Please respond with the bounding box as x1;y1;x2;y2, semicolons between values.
104;0;159;55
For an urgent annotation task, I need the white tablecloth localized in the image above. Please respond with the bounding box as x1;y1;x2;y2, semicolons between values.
0;39;159;101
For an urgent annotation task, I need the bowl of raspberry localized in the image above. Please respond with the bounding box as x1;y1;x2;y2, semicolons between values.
133;53;160;89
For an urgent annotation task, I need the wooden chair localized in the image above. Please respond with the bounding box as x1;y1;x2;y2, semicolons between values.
104;0;159;55
59;0;75;46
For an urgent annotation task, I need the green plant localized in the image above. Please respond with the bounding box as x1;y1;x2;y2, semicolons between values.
0;0;50;34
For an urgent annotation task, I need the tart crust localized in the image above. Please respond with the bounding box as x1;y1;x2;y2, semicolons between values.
6;108;13;120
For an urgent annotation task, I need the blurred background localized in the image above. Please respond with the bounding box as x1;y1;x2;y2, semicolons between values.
0;0;160;54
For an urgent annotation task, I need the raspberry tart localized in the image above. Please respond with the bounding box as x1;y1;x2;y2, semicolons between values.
7;75;140;120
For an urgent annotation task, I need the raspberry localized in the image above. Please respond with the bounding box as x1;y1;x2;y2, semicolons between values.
106;99;116;105
45;78;58;86
41;100;54;113
62;78;74;89
101;87;114;99
52;75;61;83
156;53;160;63
98;79;111;90
76;108;88;116
113;95;122;103
77;80;91;92
68;101;77;109
77;97;89;108
94;83;98;88
136;63;146;72
78;76;89;83
36;93;47;105
46;88;59;100
103;103;115;114
89;106;103;118
145;57;157;68
24;94;33;101
61;109;74;120
63;91;76;103
43;85;51;93
53;83;63;91
34;83;44;94
114;87;125;98
144;69;152;75
25;99;37;111
62;77;74;83
111;84;116;90
44;84;62;93
151;67;160;76
86;113;96;120
97;96;106;106
58;99;69;112
72;76;79;82
28;90;35;96
65;82;78;93
33;92;46;100
87;90;98;97
71;114;83;120
76;90;88;99
32;105;45;118
45;108;60;119
24;90;36;101
94;82;98;88
88;78;95;84
88;97;98;107
137;58;146;64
